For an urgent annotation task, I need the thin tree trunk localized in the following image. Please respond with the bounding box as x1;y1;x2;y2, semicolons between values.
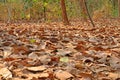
60;0;70;25
4;0;12;23
79;0;87;20
84;0;95;27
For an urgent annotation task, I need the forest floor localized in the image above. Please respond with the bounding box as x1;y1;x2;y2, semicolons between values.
0;19;120;80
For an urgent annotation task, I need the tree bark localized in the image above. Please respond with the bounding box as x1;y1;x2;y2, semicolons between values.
60;0;70;25
79;0;87;20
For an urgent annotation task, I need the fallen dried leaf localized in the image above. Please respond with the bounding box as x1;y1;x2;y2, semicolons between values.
27;66;47;72
55;70;73;80
79;73;94;80
0;68;12;79
108;72;120;80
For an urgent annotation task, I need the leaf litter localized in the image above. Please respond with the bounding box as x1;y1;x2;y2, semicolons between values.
0;19;120;79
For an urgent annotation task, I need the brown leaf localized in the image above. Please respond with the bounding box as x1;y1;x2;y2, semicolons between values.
79;73;94;80
12;45;30;54
55;70;73;80
0;68;12;79
26;66;47;72
3;57;16;62
75;61;85;70
108;72;120;80
51;56;60;62
2;41;12;46
74;43;86;52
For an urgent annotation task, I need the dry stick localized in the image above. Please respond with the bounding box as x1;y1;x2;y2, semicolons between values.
84;0;95;27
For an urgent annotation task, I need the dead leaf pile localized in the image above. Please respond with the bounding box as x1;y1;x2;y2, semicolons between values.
0;19;120;79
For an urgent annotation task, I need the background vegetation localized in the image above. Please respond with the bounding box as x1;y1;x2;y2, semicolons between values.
0;0;119;22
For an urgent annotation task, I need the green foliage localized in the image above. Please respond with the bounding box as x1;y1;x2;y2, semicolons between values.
112;7;119;17
30;38;36;43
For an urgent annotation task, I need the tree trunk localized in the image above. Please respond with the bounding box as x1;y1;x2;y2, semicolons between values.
84;0;95;27
79;0;87;20
4;0;12;23
60;0;70;25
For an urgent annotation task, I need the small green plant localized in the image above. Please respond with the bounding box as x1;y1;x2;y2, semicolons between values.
30;38;36;43
60;57;69;63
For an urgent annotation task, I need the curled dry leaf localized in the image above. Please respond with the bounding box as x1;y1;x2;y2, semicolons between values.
108;72;120;80
3;47;12;58
75;61;85;70
57;49;72;56
26;66;47;72
2;41;12;46
109;55;120;69
12;68;28;79
28;73;49;79
38;73;49;78
28;52;39;60
40;41;47;50
39;55;51;65
51;56;60;62
3;50;12;58
0;68;12;79
74;44;85;52
89;36;99;43
12;45;30;54
55;70;73;80
79;73;94;80
0;50;4;58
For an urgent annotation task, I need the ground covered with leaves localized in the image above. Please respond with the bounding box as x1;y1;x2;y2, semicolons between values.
0;19;120;80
